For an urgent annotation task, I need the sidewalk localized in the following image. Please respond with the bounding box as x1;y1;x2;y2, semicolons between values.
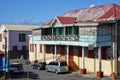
71;71;112;80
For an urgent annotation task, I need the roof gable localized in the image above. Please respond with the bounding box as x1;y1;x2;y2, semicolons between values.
57;16;76;24
51;18;62;27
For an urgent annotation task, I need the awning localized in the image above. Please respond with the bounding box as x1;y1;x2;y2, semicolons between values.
0;50;4;55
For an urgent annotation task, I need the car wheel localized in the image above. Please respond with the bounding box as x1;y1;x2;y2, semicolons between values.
55;70;58;74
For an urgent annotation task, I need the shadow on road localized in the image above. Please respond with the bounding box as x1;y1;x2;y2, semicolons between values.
10;71;40;79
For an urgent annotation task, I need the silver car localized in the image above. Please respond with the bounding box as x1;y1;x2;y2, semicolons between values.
45;61;68;74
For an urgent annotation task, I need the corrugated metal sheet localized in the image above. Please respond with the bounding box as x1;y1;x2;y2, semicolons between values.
62;4;120;22
44;4;120;26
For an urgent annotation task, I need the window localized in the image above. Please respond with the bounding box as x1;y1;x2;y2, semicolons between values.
69;27;72;35
0;34;2;42
12;46;18;52
74;27;79;35
59;28;62;35
19;33;26;42
60;62;67;66
54;62;58;65
22;46;27;51
65;27;72;35
65;27;69;35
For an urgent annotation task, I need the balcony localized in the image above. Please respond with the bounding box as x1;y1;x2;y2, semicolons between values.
41;35;79;41
33;35;111;47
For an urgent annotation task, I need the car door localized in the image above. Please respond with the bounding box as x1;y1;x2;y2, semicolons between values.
47;62;53;71
53;62;58;72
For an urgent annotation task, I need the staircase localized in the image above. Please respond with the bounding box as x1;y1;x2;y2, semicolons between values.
69;60;79;71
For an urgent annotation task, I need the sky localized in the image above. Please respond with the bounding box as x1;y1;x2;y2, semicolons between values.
0;0;120;25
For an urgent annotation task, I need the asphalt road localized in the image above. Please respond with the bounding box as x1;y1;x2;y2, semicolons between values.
8;59;112;80
10;65;89;80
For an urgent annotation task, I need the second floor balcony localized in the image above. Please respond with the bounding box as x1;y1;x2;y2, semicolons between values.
41;35;79;41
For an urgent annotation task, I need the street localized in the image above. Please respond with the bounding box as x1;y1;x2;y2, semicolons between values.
11;64;90;80
9;59;112;80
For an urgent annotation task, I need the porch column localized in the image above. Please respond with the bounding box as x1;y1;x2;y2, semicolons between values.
82;47;85;69
67;45;69;66
98;47;102;71
35;44;37;60
42;45;45;62
54;45;57;61
96;47;103;78
80;47;86;74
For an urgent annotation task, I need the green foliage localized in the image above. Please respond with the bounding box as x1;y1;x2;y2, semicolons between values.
0;76;4;80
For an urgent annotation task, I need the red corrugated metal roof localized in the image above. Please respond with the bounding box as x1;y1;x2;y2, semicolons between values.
57;16;76;24
43;19;53;26
43;4;120;26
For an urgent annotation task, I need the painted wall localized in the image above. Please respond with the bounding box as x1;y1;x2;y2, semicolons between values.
74;56;114;76
9;31;31;51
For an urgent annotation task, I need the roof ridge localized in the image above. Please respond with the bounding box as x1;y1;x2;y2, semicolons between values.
62;3;119;15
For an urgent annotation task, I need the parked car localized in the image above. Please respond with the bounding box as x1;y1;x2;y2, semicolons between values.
45;61;68;74
31;62;46;70
9;62;24;73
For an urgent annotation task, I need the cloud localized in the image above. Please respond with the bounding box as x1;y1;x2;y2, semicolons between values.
22;17;34;24
89;4;95;7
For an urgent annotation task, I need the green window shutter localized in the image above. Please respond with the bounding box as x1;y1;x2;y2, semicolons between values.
72;26;74;36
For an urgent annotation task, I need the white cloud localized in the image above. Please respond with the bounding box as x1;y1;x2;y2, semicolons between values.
89;4;95;7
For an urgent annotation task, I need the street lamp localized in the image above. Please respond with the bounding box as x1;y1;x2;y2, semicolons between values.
3;29;7;80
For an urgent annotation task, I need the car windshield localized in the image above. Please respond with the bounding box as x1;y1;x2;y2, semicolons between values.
60;62;67;66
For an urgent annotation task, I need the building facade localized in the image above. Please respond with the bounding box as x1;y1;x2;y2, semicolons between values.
29;4;120;77
0;24;39;59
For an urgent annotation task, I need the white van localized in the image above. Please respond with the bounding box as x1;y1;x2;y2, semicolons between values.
45;61;68;74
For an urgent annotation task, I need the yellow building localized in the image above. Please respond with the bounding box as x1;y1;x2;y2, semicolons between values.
29;4;120;78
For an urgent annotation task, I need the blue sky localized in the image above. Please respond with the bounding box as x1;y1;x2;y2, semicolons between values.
0;0;120;24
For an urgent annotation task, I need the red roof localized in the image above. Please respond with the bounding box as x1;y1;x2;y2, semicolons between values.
43;4;120;26
57;16;76;24
43;19;53;26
